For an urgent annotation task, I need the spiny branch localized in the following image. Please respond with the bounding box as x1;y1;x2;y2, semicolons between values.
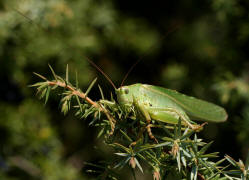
47;80;116;134
48;81;98;108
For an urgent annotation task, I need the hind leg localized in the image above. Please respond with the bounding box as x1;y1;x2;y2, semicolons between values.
149;107;205;131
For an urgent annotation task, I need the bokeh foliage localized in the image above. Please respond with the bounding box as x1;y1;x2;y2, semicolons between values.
0;0;249;179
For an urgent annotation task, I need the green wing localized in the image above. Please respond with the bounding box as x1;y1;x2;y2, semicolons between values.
143;85;228;122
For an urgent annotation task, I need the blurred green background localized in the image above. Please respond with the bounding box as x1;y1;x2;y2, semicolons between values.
1;0;249;179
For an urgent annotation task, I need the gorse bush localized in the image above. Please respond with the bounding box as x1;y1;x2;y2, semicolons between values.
31;65;249;180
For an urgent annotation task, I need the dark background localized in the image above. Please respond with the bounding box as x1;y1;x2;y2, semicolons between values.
1;0;249;179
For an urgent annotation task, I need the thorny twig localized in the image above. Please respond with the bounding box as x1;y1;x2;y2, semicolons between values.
48;80;116;135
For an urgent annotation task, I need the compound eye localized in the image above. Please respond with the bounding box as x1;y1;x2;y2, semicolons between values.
124;88;129;94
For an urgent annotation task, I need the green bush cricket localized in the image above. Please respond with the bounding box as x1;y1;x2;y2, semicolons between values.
116;84;227;125
87;59;228;143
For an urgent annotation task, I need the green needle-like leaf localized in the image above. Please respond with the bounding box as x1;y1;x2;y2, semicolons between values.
98;85;105;100
75;95;83;113
199;141;213;155
33;72;47;80
191;164;198;180
85;78;98;97
66;64;69;83
155;142;171;148
119;129;133;143
45;86;51;104
48;64;58;81
134;157;143;173
75;71;79;88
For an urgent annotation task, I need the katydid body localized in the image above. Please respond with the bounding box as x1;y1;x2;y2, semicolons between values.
86;58;227;139
116;83;228;127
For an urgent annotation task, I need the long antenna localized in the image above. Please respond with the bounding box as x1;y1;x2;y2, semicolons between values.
85;57;117;89
120;24;181;87
13;8;117;90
